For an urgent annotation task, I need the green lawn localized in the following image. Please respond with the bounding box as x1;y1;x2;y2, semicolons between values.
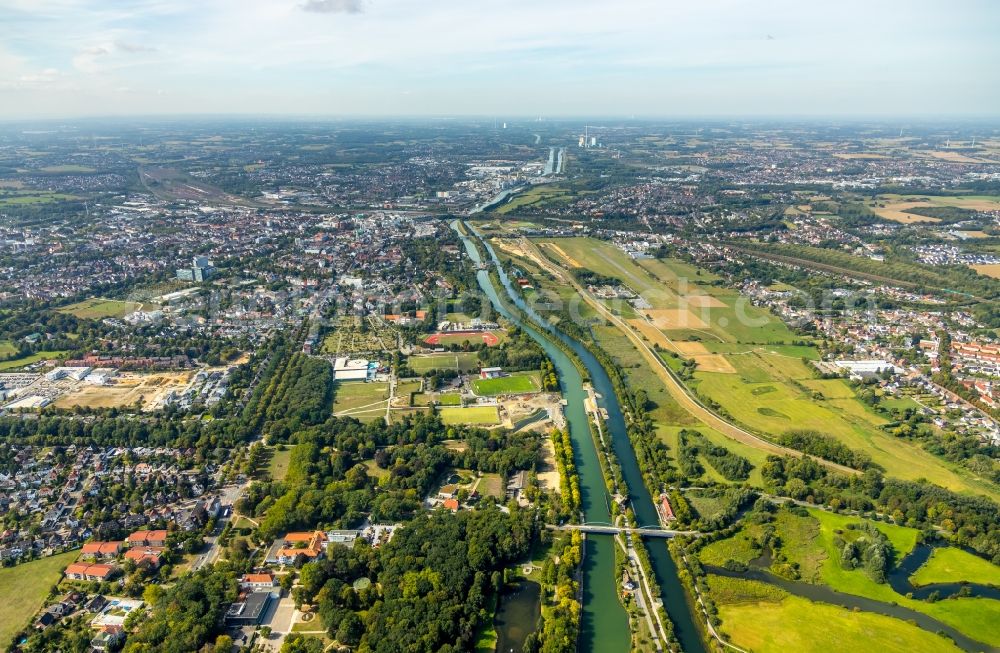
332;382;388;422
0;551;79;648
439;406;500;425
471;372;540;396
407;352;481;373
716;593;962;653
57;298;143;319
266;447;294;481
0;350;68;370
0;341;16;357
911;547;1000;587
808;509;1000;647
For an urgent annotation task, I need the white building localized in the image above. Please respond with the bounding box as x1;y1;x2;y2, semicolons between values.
334;357;370;381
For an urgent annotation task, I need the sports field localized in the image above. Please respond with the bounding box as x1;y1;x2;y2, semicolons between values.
424;330;503;347
407;352;481;373
0;550;79;648
471;372;540;396
57;298;143;319
438;406;500;425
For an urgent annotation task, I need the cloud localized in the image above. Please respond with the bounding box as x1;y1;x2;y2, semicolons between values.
300;0;362;14
115;41;158;54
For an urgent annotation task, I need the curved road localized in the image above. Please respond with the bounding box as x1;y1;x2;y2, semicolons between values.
520;237;861;477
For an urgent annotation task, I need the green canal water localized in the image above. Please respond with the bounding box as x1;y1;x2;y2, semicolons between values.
455;223;706;653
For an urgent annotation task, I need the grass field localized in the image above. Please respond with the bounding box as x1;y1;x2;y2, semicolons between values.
717;592;962;653
0;190;78;206
439;406;500;425
332;382;388;422
495;184;575;215
57;298;143;320
407;352;481;373
692;351;998;498
911;547;1000;587
266;447;294;481
412;392;462;406
472;372;540;396
0;350;68;370
0;341;16;357
808;509;1000;647
0;551;79;648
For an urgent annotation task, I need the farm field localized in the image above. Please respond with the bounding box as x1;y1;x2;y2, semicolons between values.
57;298;144;319
0;190;79;206
52;371;195;410
534;236;799;345
869;194;1000;224
0;550;79;648
911;547;1000;588
407;352;481;373
471;371;540;396
971;263;1000;279
691;351;998;498
331;382;389;422
438;406;500;425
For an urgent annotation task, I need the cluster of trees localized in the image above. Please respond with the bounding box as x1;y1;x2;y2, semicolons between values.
363;508;537;653
540;359;559;391
760;454;1000;563
757;242;1000;303
836;522;892;583
527;531;583;653
689;486;759;532
241;412;540;539
550;428;580;520
476;326;551;372
259;352;333;442
571;267;619;287
122;566;238;653
678;429;753;481
778;430;876;471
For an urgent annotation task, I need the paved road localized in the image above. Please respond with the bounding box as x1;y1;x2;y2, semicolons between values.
520;237;861;477
192;481;249;570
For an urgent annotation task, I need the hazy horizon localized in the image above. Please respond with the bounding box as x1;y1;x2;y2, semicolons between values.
2;0;999;120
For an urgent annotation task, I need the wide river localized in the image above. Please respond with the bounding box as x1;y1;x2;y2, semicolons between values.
454;222;706;653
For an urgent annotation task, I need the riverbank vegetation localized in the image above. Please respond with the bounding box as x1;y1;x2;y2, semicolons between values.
550;428;581;520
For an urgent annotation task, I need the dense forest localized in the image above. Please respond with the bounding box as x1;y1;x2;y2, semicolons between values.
290;508;538;653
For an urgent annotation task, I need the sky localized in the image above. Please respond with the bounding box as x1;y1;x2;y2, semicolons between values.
0;0;998;119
